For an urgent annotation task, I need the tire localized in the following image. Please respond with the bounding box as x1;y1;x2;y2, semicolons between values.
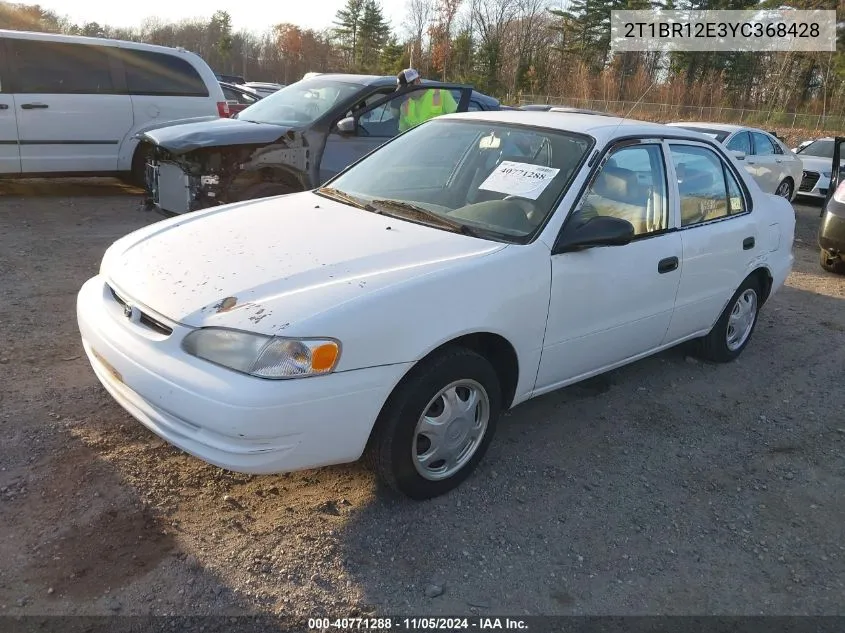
819;248;845;274
366;347;502;500
238;182;297;202
120;142;152;188
693;276;762;363
775;178;793;200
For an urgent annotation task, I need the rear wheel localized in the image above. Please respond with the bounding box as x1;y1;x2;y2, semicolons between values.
366;347;501;500
693;276;761;363
775;178;793;200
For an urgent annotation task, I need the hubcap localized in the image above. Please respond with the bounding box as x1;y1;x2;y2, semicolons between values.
776;181;791;198
412;380;490;481
726;288;758;351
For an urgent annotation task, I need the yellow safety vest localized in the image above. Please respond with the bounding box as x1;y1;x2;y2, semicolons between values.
399;89;454;132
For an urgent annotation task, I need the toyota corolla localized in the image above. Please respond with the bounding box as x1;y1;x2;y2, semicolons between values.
77;111;795;499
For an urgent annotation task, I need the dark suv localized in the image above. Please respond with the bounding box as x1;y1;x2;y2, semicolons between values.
138;73;501;215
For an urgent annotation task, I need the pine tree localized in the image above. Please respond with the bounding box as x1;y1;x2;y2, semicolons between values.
333;0;365;67
358;0;391;71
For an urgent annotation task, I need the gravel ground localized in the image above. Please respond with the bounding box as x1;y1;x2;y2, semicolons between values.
1;178;844;620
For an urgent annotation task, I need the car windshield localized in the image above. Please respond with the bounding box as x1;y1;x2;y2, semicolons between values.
320;119;593;243
797;139;835;158
674;126;730;142
237;78;362;127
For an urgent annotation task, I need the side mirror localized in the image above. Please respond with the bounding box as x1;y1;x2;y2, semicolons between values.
731;150;746;161
554;215;635;254
336;116;357;135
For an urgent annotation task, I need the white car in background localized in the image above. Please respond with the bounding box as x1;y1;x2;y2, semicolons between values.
77;111;795;499
791;137;845;199
667;122;803;201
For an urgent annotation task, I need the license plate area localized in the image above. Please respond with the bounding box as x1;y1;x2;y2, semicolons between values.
91;348;123;384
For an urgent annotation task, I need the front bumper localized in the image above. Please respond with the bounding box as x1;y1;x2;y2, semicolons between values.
819;200;845;254
142;160;219;216
797;171;829;199
76;275;412;474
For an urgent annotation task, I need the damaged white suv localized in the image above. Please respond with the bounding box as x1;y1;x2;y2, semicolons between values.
77;111;795;499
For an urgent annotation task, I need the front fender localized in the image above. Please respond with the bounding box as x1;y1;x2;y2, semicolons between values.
294;243;553;406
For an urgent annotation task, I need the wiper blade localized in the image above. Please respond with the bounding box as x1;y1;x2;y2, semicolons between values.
368;199;479;236
316;187;375;211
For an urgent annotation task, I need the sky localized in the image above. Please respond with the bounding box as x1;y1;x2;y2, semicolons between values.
38;0;411;35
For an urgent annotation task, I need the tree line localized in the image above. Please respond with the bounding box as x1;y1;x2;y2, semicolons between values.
0;0;843;117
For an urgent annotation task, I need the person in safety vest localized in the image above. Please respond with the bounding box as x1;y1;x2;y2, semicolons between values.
394;68;458;133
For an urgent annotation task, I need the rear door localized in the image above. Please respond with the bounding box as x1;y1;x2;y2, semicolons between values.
319;85;473;185
664;140;759;341
0;37;20;174
749;131;781;193
6;37;132;173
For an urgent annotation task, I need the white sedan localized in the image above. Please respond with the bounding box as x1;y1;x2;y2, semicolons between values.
77;111;796;499
666;122;803;201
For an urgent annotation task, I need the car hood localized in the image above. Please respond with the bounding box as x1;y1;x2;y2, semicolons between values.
139;117;293;154
103;192;505;333
797;155;838;172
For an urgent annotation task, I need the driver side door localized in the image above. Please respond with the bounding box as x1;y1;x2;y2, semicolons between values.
318;85;472;184
534;139;683;393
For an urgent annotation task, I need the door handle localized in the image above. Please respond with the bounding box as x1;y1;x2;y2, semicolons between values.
21;103;48;109
0;104;8;110
743;236;755;250
657;256;679;274
776;159;783;163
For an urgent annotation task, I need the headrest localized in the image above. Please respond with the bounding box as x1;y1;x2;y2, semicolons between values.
593;166;637;202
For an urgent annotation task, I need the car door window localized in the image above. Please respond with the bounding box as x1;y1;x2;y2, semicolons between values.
768;134;785;154
9;40;115;94
726;132;751;154
670;144;745;226
751;132;776;156
570;144;669;237
117;49;208;97
359;87;462;138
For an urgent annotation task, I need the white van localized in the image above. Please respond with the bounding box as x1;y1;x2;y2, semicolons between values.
0;30;227;184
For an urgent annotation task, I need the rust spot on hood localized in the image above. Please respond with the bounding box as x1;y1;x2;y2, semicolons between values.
214;296;238;313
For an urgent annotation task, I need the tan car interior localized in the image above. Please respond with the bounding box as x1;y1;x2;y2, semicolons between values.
578;161;668;235
578;153;734;233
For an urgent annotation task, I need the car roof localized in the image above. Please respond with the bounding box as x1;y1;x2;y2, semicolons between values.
666;122;772;135
0;28;201;58
438;110;712;144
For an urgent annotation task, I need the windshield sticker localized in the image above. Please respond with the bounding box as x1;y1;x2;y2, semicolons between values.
478;161;561;200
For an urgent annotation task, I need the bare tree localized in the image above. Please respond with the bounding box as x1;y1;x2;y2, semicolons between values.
405;0;433;69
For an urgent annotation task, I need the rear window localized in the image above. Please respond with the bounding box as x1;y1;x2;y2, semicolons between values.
117;49;209;97
8;39;115;94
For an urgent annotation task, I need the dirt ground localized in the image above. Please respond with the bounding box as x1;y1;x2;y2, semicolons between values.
1;178;844;622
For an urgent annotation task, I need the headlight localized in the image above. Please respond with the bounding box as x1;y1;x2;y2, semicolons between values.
182;328;340;379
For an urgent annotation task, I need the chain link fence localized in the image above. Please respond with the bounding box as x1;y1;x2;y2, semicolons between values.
518;95;845;132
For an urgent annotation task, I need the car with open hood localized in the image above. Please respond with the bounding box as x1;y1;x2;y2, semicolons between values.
138;73;501;215
78;110;795;499
666;122;803;201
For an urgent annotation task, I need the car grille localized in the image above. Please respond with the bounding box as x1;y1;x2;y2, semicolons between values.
799;171;820;192
108;285;173;336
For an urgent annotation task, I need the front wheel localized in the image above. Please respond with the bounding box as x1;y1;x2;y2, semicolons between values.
692;276;761;363
366;347;501;499
820;248;845;274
